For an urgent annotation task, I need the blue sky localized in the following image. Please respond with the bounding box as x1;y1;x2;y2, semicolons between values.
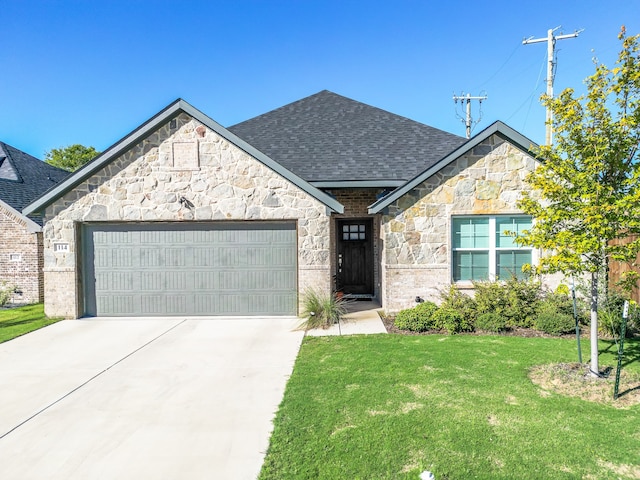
2;0;639;158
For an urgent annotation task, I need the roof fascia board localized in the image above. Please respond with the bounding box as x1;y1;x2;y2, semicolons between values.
310;180;405;188
0;198;41;232
368;121;537;214
24;99;344;216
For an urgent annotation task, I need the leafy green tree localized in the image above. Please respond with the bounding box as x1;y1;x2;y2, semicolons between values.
517;28;640;374
44;144;100;172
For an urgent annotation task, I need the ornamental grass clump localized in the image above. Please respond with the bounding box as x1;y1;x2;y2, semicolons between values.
298;289;349;330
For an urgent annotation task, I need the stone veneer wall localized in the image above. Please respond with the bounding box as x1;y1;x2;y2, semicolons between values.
326;188;383;299
43;113;333;318
0;206;43;304
381;135;541;314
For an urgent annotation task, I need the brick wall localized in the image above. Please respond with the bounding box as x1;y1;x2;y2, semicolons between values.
328;189;380;217
0;206;43;304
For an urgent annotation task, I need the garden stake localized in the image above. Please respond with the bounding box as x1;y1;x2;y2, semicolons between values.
571;280;582;364
613;300;629;400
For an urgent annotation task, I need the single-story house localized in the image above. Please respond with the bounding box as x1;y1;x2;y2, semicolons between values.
0;142;68;304
23;91;552;318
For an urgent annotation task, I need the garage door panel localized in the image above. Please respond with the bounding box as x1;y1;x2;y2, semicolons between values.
83;222;297;316
97;296;136;316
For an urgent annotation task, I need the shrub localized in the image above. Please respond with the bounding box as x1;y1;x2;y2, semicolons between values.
439;285;478;324
539;291;575;317
598;308;621;338
534;311;575;335
597;305;638;338
474;277;541;328
433;307;473;335
475;313;508;333
298;289;349;330
394;301;438;332
0;282;14;307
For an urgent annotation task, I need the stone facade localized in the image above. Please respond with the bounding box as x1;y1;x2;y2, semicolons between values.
380;135;542;313
0;205;43;304
42;113;333;318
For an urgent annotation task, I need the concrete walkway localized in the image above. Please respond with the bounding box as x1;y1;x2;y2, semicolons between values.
305;299;388;336
0;317;303;480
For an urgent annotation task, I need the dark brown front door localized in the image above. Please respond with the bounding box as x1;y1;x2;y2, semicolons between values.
337;219;373;295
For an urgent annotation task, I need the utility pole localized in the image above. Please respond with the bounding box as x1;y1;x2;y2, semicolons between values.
523;26;582;145
453;93;488;138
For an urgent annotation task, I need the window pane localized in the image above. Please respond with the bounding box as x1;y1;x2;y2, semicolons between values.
453;251;489;281
453;218;489;249
496;216;532;248
497;250;531;280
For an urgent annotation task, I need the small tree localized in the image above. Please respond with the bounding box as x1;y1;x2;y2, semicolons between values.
517;28;640;374
45;144;100;172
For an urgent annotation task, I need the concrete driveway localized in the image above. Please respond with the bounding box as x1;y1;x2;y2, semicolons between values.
0;316;303;479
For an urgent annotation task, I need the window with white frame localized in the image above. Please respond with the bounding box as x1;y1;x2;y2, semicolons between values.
452;216;533;282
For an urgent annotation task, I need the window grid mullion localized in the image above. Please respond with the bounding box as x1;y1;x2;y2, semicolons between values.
488;217;496;281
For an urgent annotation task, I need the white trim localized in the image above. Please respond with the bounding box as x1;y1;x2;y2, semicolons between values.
0;198;41;233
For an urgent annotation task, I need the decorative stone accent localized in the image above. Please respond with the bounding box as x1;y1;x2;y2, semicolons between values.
43;113;333;318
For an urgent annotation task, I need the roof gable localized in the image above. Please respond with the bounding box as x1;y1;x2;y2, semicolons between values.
368;121;538;213
228;90;466;186
23;99;344;216
0;142;68;215
0;198;41;232
0;155;21;181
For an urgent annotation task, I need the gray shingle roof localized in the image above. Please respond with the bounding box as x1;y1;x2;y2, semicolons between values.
0;142;69;220
228;90;466;184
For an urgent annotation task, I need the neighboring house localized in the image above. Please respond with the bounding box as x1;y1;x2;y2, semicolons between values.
23;91;551;318
0;142;68;304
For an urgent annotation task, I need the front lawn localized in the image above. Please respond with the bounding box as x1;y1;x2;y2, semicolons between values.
260;335;640;479
0;303;62;343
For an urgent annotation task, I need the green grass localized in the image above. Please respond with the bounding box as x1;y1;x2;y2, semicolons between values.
260;335;640;479
0;303;62;343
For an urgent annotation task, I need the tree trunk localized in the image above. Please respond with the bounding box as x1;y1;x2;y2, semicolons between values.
590;271;599;375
